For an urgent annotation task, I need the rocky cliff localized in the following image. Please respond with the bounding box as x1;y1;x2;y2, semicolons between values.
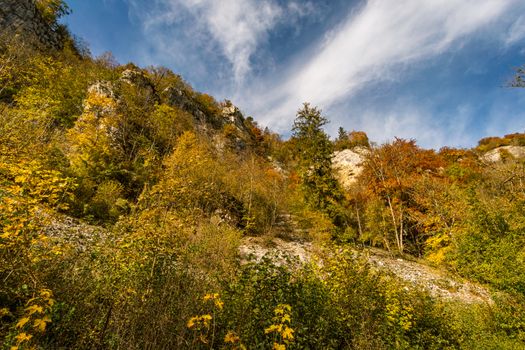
0;0;65;49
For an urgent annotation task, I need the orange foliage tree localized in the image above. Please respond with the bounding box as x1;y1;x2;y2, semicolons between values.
360;138;445;255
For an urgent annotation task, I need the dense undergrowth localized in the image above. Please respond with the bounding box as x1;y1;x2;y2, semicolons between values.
1;2;525;348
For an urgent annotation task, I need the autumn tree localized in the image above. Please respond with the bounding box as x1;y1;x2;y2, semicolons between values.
334;127;350;151
348;131;370;148
35;0;71;24
335;128;370;151
360;138;444;254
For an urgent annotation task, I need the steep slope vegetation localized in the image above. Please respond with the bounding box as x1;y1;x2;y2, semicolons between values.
1;2;525;349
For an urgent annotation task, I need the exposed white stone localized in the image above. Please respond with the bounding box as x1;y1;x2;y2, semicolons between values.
87;81;115;100
482;145;525;162
221;104;237;117
84;82;117;116
332;147;369;189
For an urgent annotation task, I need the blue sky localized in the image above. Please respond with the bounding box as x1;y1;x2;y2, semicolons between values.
63;0;525;149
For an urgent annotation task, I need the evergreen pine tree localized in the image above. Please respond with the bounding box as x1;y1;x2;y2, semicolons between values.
292;103;347;227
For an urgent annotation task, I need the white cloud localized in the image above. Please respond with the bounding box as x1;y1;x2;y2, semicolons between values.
320;97;477;149
126;0;523;148
505;15;525;46
172;0;282;84
129;0;313;86
243;0;517;134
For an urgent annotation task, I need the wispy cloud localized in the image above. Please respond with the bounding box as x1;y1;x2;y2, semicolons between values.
342;101;477;149
128;0;313;86
245;0;517;134
505;15;525;46
124;0;524;148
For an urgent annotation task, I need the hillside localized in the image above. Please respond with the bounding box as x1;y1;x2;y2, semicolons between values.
1;2;525;349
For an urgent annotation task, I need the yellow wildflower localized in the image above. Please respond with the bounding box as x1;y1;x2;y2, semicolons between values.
187;316;199;329
281;326;294;341
15;332;32;343
273;343;286;350
201;314;212;327
281;314;291;323
224;331;240;343
40;289;52;299
274;304;291;316
214;299;224;310
188;314;212;329
16;317;30;329
33;316;51;332
203;293;220;301
264;324;282;334
25;305;43;315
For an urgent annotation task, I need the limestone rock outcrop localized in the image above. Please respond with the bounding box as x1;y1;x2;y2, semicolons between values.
220;101;249;131
332;147;369;189
482;145;525;162
120;68;156;92
163;86;193;111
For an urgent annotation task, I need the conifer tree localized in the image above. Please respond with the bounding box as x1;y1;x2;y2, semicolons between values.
335;126;350;150
292;103;347;227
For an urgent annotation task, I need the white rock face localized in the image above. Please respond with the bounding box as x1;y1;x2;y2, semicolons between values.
238;238;492;304
85;82;116;116
332;147;369;189
87;81;115;100
239;237;312;265
221;104;237;118
482;146;525;162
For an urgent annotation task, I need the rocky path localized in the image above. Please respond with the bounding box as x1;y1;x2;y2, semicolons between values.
239;237;492;304
365;248;492;303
